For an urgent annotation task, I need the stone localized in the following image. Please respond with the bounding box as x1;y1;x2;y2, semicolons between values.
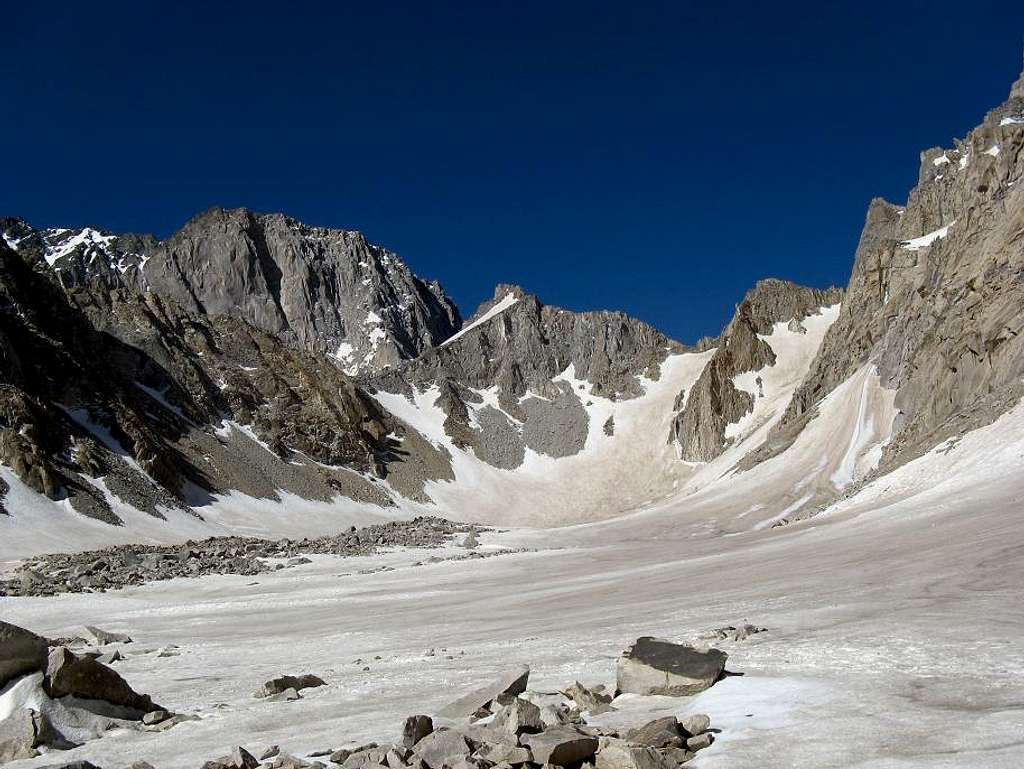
35;763;105;769
562;681;613;714
436;666;530;719
616;637;727;696
267;687;302;702
341;746;388;769
79;625;133;645
261;745;281;760
594;740;674;769
0;621;49;688
0;708;45;761
492;698;543;736
142;709;171;725
232;746;260;768
44;646;160;715
129;762;158;769
677;714;710;737
520;728;598;766
624;716;684;749
462;531;479;549
401;715;434;748
477;743;533;765
98;649;124;665
685;733;713;752
254;673;326;698
412;728;471;769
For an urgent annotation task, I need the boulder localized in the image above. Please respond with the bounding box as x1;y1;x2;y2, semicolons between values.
412;728;471;769
79;626;132;645
562;681;613;714
520;728;598;766
436;666;529;719
401;715;434;748
477;743;533;765
254;674;326;698
677;713;710;737
0;708;46;761
624;717;685;749
616;638;726;696
45;647;160;715
685;733;713;752
0;621;49;688
491;698;543;736
141;709;171;725
594;740;674;769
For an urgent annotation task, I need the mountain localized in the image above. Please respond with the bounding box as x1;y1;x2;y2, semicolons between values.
0;217;157;290
2;208;462;375
2;60;1024;553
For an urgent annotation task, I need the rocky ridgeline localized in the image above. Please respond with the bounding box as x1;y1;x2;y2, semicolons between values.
1;518;483;597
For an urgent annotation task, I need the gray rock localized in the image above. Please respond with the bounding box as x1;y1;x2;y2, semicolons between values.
436;666;530;719
141;709;171;725
594;739;674;769
411;729;471;769
44;646;160;715
0;707;46;761
677;713;711;738
616;637;727;696
79;625;132;645
624;716;684;749
261;746;282;760
562;681;613;715
401;715;434;748
491;697;543;736
476;743;533;765
254;673;326;698
520;728;598;766
0;621;49;688
685;733;713;751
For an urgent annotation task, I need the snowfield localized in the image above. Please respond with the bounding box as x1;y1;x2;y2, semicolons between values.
2;306;1023;768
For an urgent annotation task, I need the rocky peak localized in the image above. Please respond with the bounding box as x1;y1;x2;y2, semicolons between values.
0;217;157;290
140;207;461;374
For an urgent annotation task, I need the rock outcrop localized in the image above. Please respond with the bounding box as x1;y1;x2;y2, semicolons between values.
671;280;841;461
757;60;1024;478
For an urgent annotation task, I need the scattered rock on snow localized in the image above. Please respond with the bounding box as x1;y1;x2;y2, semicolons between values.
78;626;132;646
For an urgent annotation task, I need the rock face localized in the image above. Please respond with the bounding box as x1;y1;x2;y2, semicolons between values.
371;284;685;469
671;279;841;461
615;637;727;697
0;239;402;524
143;207;460;372
758;62;1024;478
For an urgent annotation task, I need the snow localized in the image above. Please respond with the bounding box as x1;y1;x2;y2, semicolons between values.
439;293;520;348
999;115;1024;126
2;232;20;250
984;144;1001;157
42;228;115;267
899;222;953;250
364;310;383;325
932;154;949;166
335;341;355;362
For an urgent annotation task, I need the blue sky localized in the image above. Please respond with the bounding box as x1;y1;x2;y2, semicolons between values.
4;1;1023;342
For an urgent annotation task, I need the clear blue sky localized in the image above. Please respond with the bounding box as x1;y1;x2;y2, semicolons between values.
4;2;1023;343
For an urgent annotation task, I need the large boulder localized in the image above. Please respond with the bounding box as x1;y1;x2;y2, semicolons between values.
0;621;49;689
0;708;47;761
44;647;160;715
624;716;685;749
616;637;727;696
491;698;543;736
401;715;434;748
520;728;598;766
436;666;529;719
